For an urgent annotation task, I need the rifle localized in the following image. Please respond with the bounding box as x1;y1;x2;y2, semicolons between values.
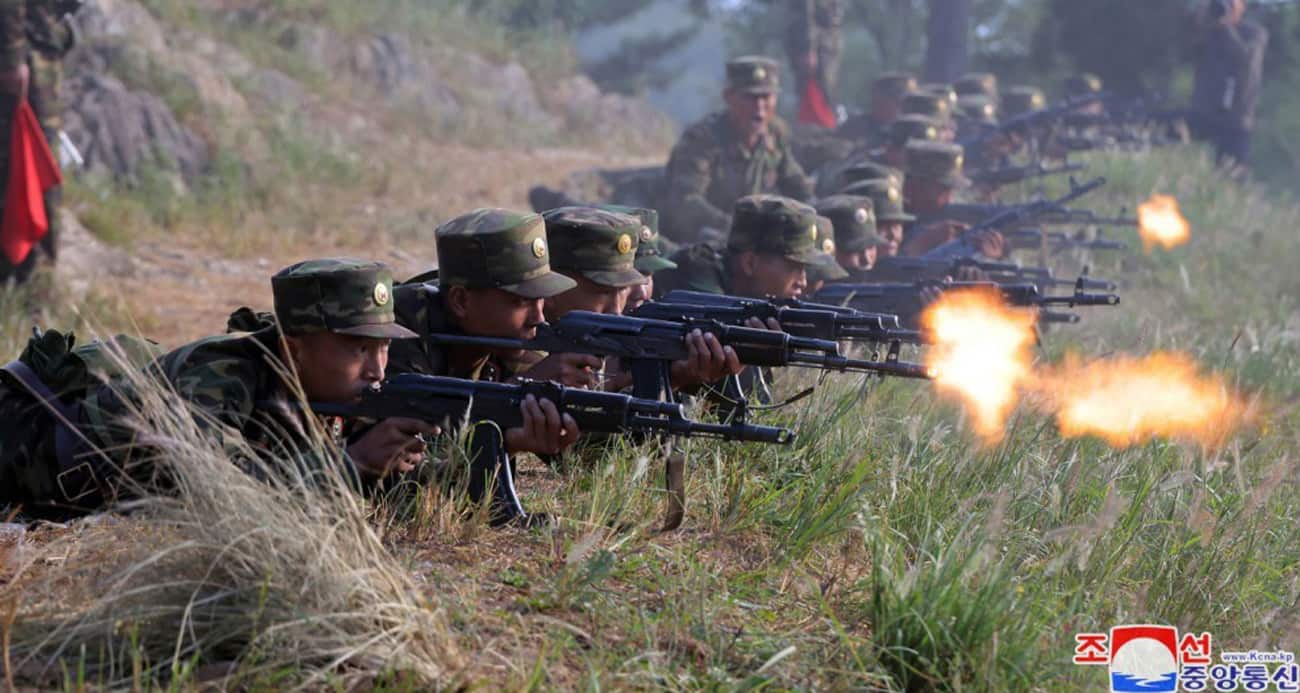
941;202;1138;230
923;176;1107;261
857;255;1117;293
959;92;1108;151
968;161;1087;187
420;310;935;396
311;373;794;445
814;280;1120;327
1003;228;1128;253
635;290;924;345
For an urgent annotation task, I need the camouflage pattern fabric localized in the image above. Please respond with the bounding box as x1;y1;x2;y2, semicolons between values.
435;208;576;299
542;206;646;288
727;194;835;270
0;0;74;279
1064;73;1103;97
816;194;884;252
807;215;848;283
954;73;999;101
652;243;730;297
901;90;953;124
1001;86;1047;118
595;204;678;274
839;178;915;223
840;160;904;190
663;112;813;244
726;56;781;95
889;115;942;147
387;281;514;382
272;258;416;339
784;0;844;101
904;141;970;188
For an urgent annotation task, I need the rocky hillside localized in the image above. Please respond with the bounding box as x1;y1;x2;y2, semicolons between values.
45;0;674;345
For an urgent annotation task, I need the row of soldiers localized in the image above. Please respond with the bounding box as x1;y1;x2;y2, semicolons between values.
0;53;1133;527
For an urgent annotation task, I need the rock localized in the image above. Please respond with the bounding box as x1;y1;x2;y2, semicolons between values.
457;51;553;125
74;0;169;55
61;72;209;182
544;74;675;147
55;208;136;298
349;33;461;117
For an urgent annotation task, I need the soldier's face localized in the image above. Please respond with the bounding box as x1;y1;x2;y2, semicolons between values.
450;287;545;344
625;273;654;314
904;178;954;216
877;222;904;256
725;89;777;139
546;273;633;320
837;245;877;271
286;332;389;403
735;252;807;299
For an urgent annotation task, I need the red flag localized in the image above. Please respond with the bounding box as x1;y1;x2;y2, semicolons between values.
798;79;837;129
2;99;63;265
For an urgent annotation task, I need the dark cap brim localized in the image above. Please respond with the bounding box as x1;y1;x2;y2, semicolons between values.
736;86;777;95
582;268;650;288
334;322;419;339
786;249;839;269
809;261;850;281
500;271;578;299
879;212;917;223
635;255;678;273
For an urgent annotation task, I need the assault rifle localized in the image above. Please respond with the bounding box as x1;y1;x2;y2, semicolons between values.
923;176;1107;261
968;161;1087;187
311;373;794;445
634;290;924;345
857;255;1117;293
421;310;935;400
1003;228;1128;253
959;92;1107;151
814;280;1121;327
941;202;1138;229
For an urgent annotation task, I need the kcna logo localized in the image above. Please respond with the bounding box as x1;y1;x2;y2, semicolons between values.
1074;625;1199;693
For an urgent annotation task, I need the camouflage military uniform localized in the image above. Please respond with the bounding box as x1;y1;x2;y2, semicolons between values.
662;57;813;244
0;0;75;279
785;0;844;102
0;259;414;517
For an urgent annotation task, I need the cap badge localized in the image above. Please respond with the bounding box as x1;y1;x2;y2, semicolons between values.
887;186;900;201
531;237;547;258
955;154;964;169
808;224;818;240
753;66;767;81
617;234;633;254
821;239;835;254
854;208;869;225
373;282;390;307
925;127;938;140
639;225;653;242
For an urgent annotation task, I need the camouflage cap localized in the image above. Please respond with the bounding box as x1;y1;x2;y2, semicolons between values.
889;114;942;147
901;90;952;124
543;207;648;287
808;216;850;283
726;56;780;95
905;141;969;189
954;73;999;100
921;83;959;108
957;94;998;125
1064;73;1104;97
839;179;916;223
1001;86;1047;118
272;258;417;339
596;204;678;274
872;72;918;99
816;195;885;253
727;194;837;270
436;208;577;298
840;160;904;190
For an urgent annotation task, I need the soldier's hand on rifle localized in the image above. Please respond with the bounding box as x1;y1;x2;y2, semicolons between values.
972;229;1007;259
952;265;989;282
505;394;579;455
903;221;970;256
919;285;946;307
671;329;742;387
521;352;605;389
0;63;29;100
348;417;440;480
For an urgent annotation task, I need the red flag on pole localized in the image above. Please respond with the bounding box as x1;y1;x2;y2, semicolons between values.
2;98;63;265
797;79;837;129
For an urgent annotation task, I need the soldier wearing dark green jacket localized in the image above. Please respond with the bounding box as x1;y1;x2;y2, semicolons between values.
0;259;439;518
663;57;813;245
0;0;76;280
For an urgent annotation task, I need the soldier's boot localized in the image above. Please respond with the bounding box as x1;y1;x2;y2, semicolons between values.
466;422;549;529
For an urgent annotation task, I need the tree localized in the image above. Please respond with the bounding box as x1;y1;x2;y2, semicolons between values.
924;0;972;82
